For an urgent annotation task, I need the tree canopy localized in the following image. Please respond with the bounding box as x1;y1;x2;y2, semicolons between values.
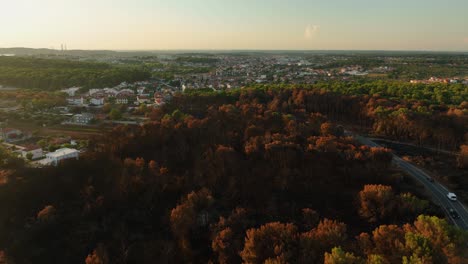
0;86;466;263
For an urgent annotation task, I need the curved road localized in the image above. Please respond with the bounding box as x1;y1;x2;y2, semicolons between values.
356;135;468;230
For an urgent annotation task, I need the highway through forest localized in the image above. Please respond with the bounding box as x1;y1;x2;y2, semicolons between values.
356;135;468;230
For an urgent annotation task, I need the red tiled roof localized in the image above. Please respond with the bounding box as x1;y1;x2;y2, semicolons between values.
23;144;41;151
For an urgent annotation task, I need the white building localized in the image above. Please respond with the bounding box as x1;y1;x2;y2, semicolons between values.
67;97;85;106
71;113;94;125
104;88;119;97
137;87;146;95
89;97;105;106
116;96;129;104
45;148;79;166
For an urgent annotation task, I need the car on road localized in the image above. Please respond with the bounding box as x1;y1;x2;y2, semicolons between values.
447;192;457;201
426;176;435;182
448;208;460;219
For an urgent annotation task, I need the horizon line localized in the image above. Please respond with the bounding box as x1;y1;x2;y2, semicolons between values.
1;47;468;53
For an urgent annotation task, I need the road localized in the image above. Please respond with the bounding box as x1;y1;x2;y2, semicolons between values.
356;135;468;230
368;137;458;156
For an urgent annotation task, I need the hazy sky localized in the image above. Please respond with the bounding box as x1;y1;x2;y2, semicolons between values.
1;0;468;51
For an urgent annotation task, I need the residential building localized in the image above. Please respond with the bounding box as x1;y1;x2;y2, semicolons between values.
103;88;119;97
45;148;79;166
116;93;131;104
71;113;95;125
0;128;22;141
89;97;105;106
137;87;147;95
67;97;85;105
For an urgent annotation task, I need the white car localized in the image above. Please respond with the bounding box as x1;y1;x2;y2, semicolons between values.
447;192;457;201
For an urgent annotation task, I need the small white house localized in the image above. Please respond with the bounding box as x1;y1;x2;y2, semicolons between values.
67;97;85;106
71;113;94;125
137;87;148;95
89;97;105;106
45;148;79;166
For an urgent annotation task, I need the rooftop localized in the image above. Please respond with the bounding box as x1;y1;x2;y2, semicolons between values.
47;148;78;158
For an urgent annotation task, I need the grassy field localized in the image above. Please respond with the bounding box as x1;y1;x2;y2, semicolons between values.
7;120;111;139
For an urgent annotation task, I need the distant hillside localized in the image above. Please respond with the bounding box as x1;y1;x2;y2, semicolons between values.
0;56;151;90
2;47;467;57
0;47;120;57
0;47;165;58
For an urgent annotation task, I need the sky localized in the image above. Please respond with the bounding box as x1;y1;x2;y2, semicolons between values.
1;0;468;51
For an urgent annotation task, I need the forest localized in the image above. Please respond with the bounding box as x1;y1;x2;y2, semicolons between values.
0;57;151;90
0;90;66;109
0;86;467;263
180;84;467;151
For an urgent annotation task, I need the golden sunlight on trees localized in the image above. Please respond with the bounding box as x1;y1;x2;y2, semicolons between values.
300;219;347;262
170;188;214;259
458;145;468;168
211;208;251;264
358;185;396;223
356;215;468;263
211;227;234;264
240;222;298;263
357;225;406;263
404;215;468;263
324;247;363;264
